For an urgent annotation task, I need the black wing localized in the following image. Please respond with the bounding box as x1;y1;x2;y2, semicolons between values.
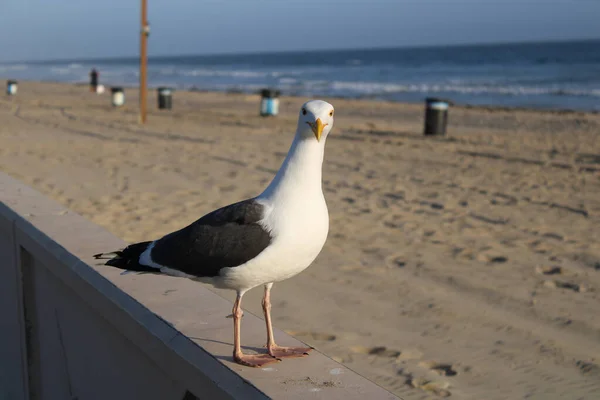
149;198;272;277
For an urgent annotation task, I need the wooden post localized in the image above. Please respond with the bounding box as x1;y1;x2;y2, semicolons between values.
139;0;148;124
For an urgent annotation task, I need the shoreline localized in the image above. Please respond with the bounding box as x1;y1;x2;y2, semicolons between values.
4;78;599;116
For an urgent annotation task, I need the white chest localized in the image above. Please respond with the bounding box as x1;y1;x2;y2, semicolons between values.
218;194;329;291
268;194;329;265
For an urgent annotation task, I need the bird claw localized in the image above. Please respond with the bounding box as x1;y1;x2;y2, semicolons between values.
234;353;281;368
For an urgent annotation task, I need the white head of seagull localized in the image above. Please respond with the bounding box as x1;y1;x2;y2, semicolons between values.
297;99;335;143
259;100;334;202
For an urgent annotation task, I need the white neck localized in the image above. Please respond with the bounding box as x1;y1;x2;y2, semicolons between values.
258;133;325;203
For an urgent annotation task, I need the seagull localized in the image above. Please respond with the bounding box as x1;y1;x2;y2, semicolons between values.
94;100;334;368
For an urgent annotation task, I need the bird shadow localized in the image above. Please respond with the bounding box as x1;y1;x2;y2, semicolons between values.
188;337;268;356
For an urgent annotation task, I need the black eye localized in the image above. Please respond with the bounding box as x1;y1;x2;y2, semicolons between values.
329;110;334;117
302;108;307;115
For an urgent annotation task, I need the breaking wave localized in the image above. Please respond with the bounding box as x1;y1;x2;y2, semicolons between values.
328;81;600;98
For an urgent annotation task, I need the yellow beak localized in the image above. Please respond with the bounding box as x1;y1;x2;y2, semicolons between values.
307;118;327;142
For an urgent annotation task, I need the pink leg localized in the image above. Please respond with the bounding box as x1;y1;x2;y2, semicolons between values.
232;292;280;368
262;283;312;359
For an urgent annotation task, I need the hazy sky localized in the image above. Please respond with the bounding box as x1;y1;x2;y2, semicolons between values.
0;0;599;61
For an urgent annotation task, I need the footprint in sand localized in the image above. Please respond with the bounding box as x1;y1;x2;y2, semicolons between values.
490;192;518;206
386;254;407;268
368;346;401;358
576;360;600;377
350;345;401;358
418;360;458;377
476;252;508;264
383;191;405;202
569;252;600;271
535;265;562;275
528;239;554;255
542;279;589;293
382;214;408;229
374;198;390;209
540;232;564;241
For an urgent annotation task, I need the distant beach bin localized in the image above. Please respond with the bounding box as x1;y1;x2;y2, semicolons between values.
260;89;280;116
6;80;17;96
157;87;173;110
111;87;125;107
424;97;449;135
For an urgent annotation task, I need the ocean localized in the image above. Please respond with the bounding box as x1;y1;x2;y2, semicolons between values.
1;40;599;111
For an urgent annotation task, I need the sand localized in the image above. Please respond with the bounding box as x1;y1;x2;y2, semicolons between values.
1;81;599;399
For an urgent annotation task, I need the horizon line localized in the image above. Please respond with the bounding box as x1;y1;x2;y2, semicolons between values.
3;37;598;65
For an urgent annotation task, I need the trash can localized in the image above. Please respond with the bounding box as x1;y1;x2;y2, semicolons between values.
260;89;280;117
424;97;449;135
90;68;99;92
157;87;173;110
111;87;125;107
6;80;17;96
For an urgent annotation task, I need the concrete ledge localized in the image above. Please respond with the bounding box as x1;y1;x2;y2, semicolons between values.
0;172;398;400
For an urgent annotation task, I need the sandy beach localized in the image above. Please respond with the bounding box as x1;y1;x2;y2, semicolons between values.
1;81;599;399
